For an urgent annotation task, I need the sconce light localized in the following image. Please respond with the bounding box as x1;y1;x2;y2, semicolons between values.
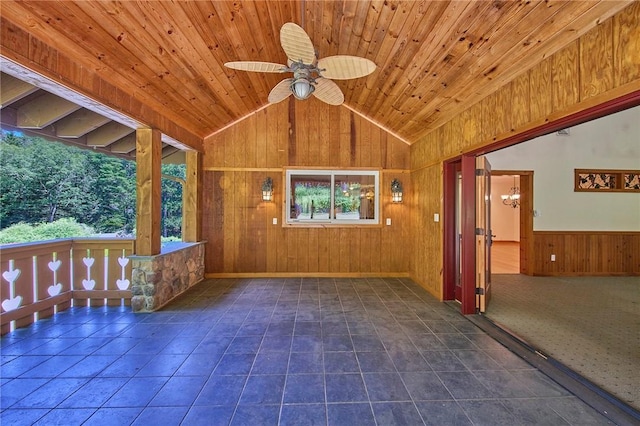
262;177;273;202
391;179;403;203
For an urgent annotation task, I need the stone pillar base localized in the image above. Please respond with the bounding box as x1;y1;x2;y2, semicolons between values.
130;242;205;312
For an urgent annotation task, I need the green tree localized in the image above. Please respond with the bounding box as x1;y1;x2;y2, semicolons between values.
1;131;184;240
87;155;136;233
1;132;93;225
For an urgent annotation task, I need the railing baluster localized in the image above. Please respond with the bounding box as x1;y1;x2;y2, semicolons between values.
0;238;134;335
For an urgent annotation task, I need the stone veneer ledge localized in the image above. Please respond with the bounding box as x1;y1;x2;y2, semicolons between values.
129;242;205;312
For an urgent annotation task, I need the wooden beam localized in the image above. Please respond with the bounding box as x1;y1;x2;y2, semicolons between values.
109;133;137;154
86;121;134;147
0;73;37;107
183;150;202;242
135;128;162;255
16;92;80;129
55;108;111;138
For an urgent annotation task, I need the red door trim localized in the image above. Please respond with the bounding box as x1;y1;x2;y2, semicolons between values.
460;155;477;314
442;90;640;315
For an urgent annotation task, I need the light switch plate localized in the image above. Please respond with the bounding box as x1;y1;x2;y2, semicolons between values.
272;218;278;225
386;218;391;226
434;213;440;222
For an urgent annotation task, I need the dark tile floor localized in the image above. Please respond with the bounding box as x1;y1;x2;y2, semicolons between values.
1;277;612;425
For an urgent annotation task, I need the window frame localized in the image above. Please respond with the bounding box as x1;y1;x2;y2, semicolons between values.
285;169;380;226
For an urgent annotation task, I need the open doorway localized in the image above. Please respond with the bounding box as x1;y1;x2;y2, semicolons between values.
490;174;520;274
490;171;534;276
489;172;535;275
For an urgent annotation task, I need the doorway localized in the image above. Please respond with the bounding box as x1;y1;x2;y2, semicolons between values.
444;155;493;314
444;163;533;314
489;172;534;275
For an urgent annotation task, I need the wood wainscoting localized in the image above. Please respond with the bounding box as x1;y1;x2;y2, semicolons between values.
533;231;640;276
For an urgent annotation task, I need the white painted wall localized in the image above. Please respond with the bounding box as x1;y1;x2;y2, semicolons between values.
486;106;640;231
490;176;520;241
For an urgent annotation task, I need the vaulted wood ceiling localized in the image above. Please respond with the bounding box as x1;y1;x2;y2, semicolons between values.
0;0;633;155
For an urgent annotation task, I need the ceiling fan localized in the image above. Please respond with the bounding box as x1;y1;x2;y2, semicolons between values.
224;22;376;106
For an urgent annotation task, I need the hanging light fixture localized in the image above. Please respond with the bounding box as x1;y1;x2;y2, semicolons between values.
501;177;520;208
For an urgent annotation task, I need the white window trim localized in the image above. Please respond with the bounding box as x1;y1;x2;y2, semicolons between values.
285;169;380;226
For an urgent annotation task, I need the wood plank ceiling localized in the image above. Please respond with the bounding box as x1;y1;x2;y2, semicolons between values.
0;0;633;158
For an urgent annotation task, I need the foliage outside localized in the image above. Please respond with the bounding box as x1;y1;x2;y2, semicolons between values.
0;131;184;244
0;218;94;244
293;181;361;219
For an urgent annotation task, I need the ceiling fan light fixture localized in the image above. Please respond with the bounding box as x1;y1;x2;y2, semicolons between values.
224;22;376;106
291;77;315;100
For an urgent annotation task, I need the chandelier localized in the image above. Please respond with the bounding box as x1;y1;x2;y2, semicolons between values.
501;178;520;208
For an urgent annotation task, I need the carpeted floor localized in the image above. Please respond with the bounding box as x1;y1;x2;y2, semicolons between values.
485;274;640;410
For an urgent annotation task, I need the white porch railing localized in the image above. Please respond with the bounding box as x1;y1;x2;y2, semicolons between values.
0;238;135;335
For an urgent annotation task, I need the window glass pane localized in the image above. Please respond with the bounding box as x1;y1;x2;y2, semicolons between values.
286;169;379;225
290;174;331;220
334;174;376;220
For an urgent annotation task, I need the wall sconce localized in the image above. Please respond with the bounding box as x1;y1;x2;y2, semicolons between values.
262;177;273;202
391;179;403;203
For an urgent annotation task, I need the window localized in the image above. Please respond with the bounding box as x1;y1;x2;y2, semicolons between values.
286;170;379;225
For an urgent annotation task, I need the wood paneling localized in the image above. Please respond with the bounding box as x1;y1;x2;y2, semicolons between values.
580;19;614;101
613;2;640;87
409;164;443;297
552;41;581;113
529;58;553;123
533;232;640;276
202;98;410;275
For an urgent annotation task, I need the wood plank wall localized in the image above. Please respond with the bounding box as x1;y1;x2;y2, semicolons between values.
410;4;640;297
533;232;640;276
202;98;411;276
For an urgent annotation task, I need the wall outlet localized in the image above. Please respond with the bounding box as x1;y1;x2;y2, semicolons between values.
551;254;556;262
386;218;392;226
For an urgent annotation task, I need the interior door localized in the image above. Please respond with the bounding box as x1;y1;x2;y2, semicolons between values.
476;156;492;312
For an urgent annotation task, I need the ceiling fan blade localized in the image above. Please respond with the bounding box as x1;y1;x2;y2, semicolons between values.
317;56;376;80
268;78;294;104
280;22;316;64
224;61;288;73
312;78;344;106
